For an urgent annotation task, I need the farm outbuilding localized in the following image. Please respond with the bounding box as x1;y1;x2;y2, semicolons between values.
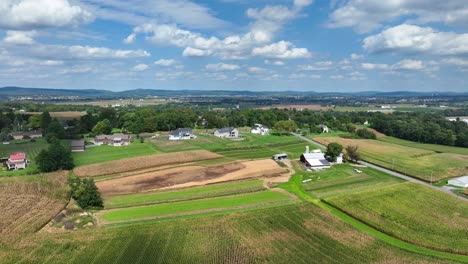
10;131;42;140
448;176;468;188
272;153;288;161
70;140;85;152
251;124;269;135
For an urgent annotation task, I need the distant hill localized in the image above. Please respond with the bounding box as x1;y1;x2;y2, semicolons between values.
0;86;466;99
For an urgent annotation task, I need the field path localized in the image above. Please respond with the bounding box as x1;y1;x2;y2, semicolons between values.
290;133;468;202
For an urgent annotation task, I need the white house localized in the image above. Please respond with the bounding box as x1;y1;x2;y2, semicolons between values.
448;176;468;188
169;128;196;140
300;147;331;169
214;127;239;138
318;124;329;133
6;152;28;170
251;124;269;135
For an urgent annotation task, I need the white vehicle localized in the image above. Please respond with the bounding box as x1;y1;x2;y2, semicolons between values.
354;169;362;174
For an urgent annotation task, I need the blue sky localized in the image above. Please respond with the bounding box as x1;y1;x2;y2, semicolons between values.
0;0;467;92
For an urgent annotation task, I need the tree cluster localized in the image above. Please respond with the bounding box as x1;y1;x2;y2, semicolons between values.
36;138;74;172
70;177;103;209
371;112;468;147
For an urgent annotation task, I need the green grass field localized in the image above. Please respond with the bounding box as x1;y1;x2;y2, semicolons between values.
379;136;468;155
325;182;468;255
72;142;161;166
0;138;49;176
1;204;458;264
153;133;308;160
313;137;468;182
301;164;404;198
105;180;265;209
100;191;295;223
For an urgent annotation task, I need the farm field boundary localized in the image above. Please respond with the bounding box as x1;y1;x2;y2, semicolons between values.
74;150;223;177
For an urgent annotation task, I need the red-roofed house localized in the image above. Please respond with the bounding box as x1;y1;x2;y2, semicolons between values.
6;152;28;170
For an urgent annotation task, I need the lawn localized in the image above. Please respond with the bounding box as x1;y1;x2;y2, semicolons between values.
100;191;294;222
325;182;468;255
72;142;161;166
301;164;404;198
313;137;468;182
0;138;49;176
1;204;457;264
105;180;265;209
379;136;468;156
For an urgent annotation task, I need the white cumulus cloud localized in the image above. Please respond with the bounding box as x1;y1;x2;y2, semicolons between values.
205;63;240;71
363;24;468;56
0;0;93;30
133;63;149;71
3;30;36;44
252;41;311;59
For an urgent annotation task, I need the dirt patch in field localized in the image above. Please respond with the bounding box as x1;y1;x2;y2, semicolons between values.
97;159;287;196
366;128;386;137
74;150;223;177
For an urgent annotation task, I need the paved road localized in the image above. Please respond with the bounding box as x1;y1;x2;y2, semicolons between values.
290;132;468;202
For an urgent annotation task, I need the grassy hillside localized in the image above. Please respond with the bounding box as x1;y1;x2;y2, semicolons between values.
313;137;468;181
325;182;468;255
379;136;468;156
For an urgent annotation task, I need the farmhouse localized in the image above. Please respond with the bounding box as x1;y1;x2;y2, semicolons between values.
169;128;196;140
214;127;239;138
6;152;28;170
300;146;331;169
70;140;85;152
10;131;42;140
95;133;131;146
251;124;269;135
448;176;468;188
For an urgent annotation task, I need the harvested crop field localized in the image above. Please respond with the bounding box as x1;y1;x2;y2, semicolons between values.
97;159;288;196
74;150;223;177
0;171;69;243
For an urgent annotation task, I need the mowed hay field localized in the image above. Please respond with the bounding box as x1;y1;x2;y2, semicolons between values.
99;191;294;223
314;137;468;181
96;159;287;196
0;171;69;243
105;180;265;209
325;182;468;255
72;142;161;166
379;136;468;156
0;204;457;264
302;164;404;198
73;150;223;177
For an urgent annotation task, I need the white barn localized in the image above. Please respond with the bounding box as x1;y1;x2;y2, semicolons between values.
448;176;468;188
300;147;331;169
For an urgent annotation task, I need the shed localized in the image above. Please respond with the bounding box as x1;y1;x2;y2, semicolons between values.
272;153;288;161
71;140;85;152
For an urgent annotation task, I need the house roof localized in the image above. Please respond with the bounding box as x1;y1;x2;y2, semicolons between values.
9;152;26;160
302;151;330;167
169;128;193;136
96;133;130;141
448;176;468;185
215;127;236;133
